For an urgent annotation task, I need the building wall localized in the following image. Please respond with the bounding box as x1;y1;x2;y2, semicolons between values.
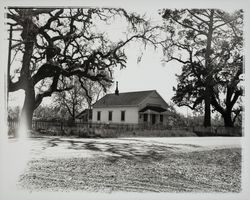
92;106;139;124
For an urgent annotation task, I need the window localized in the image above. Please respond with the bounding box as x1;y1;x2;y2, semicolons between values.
97;111;101;121
121;111;125;121
108;111;113;121
143;114;148;122
160;114;163;123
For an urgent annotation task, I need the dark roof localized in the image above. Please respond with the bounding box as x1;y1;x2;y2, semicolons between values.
93;90;155;107
139;105;167;113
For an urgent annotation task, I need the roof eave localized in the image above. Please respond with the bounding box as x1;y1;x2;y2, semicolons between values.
93;104;139;108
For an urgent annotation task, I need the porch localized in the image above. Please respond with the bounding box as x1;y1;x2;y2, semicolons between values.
139;105;168;125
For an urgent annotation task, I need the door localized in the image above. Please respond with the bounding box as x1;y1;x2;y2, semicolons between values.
151;114;156;125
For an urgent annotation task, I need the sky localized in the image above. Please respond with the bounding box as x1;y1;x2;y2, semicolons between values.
112;45;182;107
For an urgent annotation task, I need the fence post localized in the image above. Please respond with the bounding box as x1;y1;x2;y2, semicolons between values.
61;121;63;131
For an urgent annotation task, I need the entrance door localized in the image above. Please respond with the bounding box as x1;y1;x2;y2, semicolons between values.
151;114;156;125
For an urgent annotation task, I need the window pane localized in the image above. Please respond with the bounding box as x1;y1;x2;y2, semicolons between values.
160;115;163;122
97;111;101;121
121;111;125;121
143;114;148;122
108;111;112;121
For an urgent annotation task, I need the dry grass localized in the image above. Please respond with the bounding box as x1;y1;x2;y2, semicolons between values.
18;138;241;193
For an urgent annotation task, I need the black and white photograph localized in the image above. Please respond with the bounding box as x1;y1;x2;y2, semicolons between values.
0;0;249;199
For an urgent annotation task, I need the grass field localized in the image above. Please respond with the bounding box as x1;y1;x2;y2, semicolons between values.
16;137;241;193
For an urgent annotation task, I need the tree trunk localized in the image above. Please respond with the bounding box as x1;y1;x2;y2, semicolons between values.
72;105;76;123
20;86;36;130
18;14;37;130
202;11;214;127
203;86;211;127
222;110;234;127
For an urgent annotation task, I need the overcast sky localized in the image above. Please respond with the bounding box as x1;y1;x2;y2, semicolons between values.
110;9;183;106
112;45;182;107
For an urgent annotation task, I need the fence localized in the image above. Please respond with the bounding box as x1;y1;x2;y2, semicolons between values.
8;119;242;137
32;120;173;130
192;126;242;136
31;120;198;138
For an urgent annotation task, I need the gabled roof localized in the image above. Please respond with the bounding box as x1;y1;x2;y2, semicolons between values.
93;90;156;108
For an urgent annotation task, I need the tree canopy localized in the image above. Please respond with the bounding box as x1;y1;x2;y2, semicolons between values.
7;7;162;128
161;9;243;127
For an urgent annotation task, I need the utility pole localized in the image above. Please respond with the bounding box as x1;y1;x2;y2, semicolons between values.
7;24;13;104
7;24;23;103
186;107;189;126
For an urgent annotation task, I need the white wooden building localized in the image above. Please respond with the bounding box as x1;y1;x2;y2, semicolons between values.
92;90;170;125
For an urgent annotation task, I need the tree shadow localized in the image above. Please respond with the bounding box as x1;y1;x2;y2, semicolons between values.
45;137;183;163
47;138;61;147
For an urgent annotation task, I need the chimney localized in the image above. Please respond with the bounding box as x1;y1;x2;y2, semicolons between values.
115;81;119;95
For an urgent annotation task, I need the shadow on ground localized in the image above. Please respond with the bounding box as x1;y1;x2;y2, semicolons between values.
18;137;241;193
46;137;195;162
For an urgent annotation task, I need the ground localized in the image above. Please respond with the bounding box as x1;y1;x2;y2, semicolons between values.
9;136;242;192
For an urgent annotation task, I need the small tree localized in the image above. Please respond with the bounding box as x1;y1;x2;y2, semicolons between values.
53;76;108;122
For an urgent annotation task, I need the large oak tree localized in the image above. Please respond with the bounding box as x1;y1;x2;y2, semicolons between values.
7;8;161;129
162;9;243;127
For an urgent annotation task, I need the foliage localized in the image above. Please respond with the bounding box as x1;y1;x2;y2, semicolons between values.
8;106;20;120
33;105;63;120
7;8;162;128
161;9;243;127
